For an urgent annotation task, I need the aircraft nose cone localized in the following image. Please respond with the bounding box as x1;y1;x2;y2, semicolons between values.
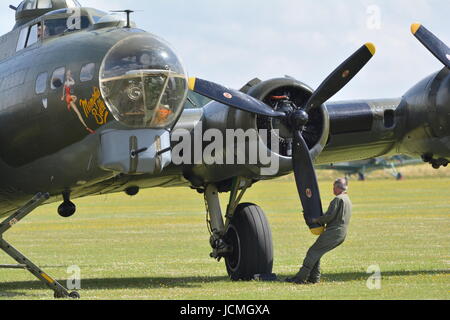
99;33;188;129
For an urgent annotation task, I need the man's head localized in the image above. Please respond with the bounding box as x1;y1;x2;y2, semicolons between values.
333;178;348;196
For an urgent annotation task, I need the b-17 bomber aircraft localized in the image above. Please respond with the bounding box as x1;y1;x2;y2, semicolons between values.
318;155;423;181
0;0;448;299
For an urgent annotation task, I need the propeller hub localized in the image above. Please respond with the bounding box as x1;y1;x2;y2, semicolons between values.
269;100;296;140
290;109;309;130
278;101;294;114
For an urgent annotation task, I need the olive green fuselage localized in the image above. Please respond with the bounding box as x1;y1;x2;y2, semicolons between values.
0;25;179;216
0;15;449;219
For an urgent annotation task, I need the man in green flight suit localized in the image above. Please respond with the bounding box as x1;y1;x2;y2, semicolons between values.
287;178;352;284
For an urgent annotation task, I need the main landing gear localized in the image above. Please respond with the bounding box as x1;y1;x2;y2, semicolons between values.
0;193;79;299
203;178;275;281
422;154;449;169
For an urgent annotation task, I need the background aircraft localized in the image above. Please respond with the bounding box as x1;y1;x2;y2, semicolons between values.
0;0;448;298
318;155;423;180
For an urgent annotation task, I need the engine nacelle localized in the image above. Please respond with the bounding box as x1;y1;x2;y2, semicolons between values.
397;68;450;168
179;77;330;187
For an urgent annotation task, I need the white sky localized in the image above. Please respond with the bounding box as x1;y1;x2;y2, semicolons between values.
1;0;448;100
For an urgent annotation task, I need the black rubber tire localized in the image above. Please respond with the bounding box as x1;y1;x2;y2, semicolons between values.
225;203;273;281
54;291;66;299
58;201;76;218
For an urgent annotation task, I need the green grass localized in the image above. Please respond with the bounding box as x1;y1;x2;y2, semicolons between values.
0;175;449;300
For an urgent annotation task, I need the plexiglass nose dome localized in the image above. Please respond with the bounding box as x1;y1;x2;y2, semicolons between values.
100;34;188;128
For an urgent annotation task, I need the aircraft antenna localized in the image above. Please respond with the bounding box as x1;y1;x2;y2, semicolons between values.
110;9;136;28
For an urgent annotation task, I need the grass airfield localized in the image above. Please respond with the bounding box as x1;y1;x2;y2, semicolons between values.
0;164;449;300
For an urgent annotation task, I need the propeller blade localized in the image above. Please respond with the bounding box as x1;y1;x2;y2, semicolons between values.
188;78;286;118
304;43;376;112
292;131;324;235
411;23;450;69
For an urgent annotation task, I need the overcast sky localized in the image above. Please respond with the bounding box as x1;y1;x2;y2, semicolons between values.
1;0;448;100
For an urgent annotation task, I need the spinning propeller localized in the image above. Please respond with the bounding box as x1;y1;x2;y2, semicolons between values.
411;23;450;69
189;43;376;235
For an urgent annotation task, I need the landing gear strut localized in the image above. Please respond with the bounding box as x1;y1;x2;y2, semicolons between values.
0;193;79;299
358;172;366;181
204;178;274;280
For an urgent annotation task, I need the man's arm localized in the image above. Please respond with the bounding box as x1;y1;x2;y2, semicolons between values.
313;198;341;225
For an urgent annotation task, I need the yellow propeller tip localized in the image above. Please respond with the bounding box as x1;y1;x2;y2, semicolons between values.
365;42;376;56
411;23;421;35
188;77;197;91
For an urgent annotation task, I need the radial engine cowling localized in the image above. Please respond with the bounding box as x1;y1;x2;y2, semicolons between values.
246;78;330;162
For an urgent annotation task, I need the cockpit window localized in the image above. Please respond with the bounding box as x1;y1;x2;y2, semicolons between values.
24;0;37;10
20;0;53;10
16;27;29;51
27;23;39;46
100;34;188;129
16;23;42;51
17;2;25;11
37;0;52;9
65;0;80;7
43;15;91;38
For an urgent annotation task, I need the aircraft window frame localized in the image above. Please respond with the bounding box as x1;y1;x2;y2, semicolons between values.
65;0;79;8
51;67;65;90
21;0;56;10
17;2;25;11
37;22;48;40
16;22;44;52
16;27;29;52
35;72;48;94
37;0;53;9
80;63;96;82
24;0;38;10
27;23;40;47
92;16;103;24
